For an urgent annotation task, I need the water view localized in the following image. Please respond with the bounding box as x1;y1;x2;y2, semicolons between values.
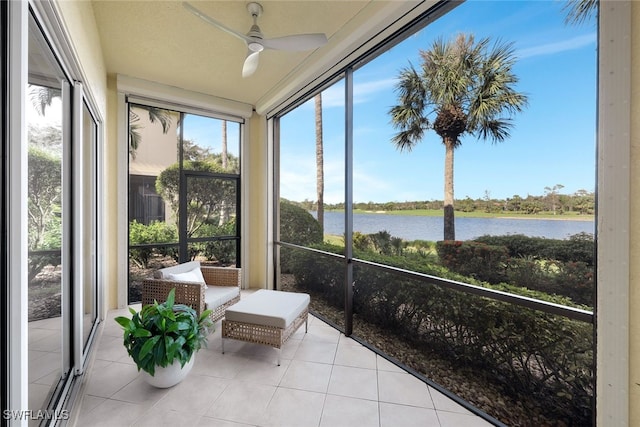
319;211;594;241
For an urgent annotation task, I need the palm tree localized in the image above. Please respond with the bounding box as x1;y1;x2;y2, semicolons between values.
563;0;598;25
219;119;229;225
314;93;324;233
389;33;528;240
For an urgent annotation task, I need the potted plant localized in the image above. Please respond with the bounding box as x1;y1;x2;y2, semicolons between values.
115;288;213;388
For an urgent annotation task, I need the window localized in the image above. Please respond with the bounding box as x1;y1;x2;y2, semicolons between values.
127;103;242;303
274;1;596;424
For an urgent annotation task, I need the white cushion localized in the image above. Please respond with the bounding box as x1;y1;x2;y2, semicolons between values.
166;268;205;284
224;290;310;329
155;260;201;279
204;286;240;311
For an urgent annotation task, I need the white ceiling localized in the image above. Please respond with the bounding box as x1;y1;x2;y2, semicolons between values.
91;1;426;111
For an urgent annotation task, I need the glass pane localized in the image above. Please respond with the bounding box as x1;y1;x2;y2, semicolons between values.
188;240;237;266
346;1;596;425
184;174;238;266
182;114;240;174
128;104;179;226
279;81;345;248
27;12;68;415
185;175;237;238
351;265;593;426
128;104;179;302
279;245;345;331
81;101;97;349
353;0;595;243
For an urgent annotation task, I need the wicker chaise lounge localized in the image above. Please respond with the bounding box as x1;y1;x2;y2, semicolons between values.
222;289;310;365
141;260;241;323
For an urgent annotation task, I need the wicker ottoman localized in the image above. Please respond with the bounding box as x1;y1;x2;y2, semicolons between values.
221;289;310;365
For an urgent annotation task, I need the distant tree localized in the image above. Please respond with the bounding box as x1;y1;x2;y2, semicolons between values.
544;184;565;214
389;33;528;240
573;189;595;215
28;147;61;250
156;161;235;237
457;196;476;212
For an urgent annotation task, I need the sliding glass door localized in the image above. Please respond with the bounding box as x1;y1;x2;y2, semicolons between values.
26;9;102;419
27;12;72;414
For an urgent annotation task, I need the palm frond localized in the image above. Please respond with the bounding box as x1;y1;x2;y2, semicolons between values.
563;0;598;26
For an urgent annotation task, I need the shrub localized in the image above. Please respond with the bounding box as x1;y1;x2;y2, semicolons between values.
280;201;323;273
287;245;593;425
436;240;509;283
474;233;594;266
280;200;323;245
199;219;237;265
129;220;178;268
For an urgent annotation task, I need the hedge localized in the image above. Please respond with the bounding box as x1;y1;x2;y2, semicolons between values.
287;243;593;425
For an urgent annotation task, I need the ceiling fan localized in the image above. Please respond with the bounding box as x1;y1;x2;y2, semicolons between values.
183;2;328;78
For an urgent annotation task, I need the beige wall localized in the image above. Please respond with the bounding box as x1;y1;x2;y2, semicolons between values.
105;76;119;310
630;3;640;425
245;113;269;289
55;1;107;118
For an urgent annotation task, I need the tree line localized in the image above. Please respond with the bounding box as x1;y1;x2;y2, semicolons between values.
291;188;595;216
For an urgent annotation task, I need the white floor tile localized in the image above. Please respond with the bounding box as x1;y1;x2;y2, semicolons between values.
264;387;325;427
437;409;495;427
328;365;378;401
293;339;337;364
279;359;332;393
379;402;440;427
334;339;377;369
71;312;494;427
204;381;277;425
320;394;379;427
377;370;433;408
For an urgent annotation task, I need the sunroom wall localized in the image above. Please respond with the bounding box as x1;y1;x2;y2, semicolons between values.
630;2;640;424
52;1;113;311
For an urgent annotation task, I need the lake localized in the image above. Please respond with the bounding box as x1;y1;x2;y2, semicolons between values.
316;211;594;241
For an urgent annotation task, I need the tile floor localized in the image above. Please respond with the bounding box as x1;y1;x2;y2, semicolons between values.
70;297;495;427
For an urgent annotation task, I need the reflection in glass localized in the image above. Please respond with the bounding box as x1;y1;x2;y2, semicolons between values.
81;102;98;349
27;12;69;415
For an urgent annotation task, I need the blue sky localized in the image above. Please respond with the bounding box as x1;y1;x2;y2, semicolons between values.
279;0;597;204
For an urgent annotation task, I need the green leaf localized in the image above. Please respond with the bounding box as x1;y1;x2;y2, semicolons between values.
132;328;152;338
114;316;132;329
166;288;176;308
139;335;160;361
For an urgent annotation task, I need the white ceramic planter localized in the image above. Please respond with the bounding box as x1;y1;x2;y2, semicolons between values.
142;355;195;388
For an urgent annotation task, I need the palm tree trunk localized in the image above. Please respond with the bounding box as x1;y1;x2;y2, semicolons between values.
219;120;229;226
443;138;455;241
315;94;324;233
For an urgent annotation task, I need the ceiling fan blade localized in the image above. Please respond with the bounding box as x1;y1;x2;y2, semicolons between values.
242;51;260;78
183;2;249;44
262;33;328;51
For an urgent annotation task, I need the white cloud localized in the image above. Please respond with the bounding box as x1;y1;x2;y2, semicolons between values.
517;34;596;60
308;77;398;109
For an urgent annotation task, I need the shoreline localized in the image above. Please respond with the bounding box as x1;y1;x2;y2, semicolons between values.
338;210;595;222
